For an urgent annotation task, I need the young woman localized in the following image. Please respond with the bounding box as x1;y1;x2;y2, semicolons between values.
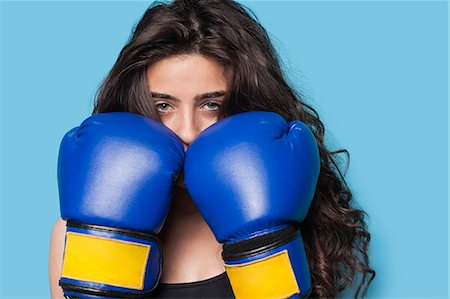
49;0;375;298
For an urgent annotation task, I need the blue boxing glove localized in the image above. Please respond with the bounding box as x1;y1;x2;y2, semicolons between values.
184;111;320;299
58;112;184;298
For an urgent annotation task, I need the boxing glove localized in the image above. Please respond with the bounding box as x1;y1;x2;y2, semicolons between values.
58;112;184;298
184;111;320;299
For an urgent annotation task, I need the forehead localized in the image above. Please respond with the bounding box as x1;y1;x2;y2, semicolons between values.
147;54;227;90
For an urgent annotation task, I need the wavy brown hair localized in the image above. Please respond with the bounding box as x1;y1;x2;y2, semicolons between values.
93;0;375;297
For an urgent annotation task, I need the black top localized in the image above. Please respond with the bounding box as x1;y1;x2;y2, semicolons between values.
148;271;235;298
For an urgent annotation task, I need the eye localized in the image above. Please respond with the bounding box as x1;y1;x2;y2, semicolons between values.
155;102;172;112
203;101;221;111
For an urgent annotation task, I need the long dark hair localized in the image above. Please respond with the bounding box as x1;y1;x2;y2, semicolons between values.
93;0;375;297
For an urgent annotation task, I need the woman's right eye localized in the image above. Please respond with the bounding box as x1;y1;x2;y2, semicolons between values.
155;103;172;112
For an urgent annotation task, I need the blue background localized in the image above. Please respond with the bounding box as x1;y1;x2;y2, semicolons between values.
1;0;448;298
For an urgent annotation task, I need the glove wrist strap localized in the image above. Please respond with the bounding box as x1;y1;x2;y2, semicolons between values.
59;220;162;299
223;224;312;299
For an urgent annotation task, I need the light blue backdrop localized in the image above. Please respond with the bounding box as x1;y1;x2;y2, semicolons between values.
1;1;448;298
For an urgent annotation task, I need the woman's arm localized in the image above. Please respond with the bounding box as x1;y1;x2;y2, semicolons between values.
48;218;66;299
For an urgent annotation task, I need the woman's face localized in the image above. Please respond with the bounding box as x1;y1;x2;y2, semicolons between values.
147;53;227;188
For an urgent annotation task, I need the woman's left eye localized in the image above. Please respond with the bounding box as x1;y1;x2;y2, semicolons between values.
203;102;221;110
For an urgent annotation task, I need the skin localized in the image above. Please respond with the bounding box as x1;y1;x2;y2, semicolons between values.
48;54;227;298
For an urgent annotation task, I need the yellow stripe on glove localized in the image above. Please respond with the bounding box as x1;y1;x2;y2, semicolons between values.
61;232;151;289
225;249;300;299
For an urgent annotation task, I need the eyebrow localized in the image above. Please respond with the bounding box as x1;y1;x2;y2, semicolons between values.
150;91;226;102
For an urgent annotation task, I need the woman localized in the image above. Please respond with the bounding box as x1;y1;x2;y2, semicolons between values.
49;0;375;298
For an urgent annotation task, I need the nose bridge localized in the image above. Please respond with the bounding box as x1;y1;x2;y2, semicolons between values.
177;108;200;146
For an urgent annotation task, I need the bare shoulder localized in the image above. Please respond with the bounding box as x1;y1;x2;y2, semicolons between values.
52;218;67;232
49;218;67;299
49;218;67;271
